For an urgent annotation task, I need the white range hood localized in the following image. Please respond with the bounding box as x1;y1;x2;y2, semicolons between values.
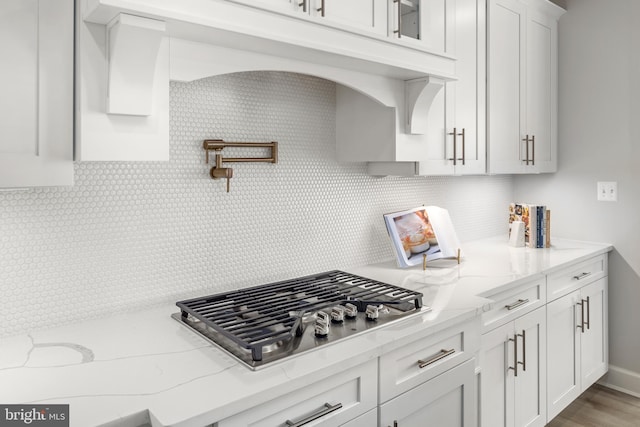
77;0;456;162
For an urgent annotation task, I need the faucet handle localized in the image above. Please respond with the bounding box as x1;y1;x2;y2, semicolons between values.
210;166;233;193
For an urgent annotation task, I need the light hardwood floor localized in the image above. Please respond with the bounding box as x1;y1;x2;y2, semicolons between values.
547;384;640;427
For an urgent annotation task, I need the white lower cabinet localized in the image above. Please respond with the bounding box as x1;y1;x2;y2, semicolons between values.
217;359;377;426
546;278;608;421
479;253;609;427
480;306;546;427
379;358;477;427
379;317;479;427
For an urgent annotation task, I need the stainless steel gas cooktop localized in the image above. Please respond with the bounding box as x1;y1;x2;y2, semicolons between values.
173;270;427;370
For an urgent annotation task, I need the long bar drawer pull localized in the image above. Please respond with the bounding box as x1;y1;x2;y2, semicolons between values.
285;403;342;426
418;348;456;369
505;299;529;310
573;272;591;280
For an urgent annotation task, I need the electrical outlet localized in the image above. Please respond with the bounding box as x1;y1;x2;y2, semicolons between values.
597;181;617;202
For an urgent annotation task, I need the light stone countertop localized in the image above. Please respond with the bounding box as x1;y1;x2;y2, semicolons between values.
0;236;612;427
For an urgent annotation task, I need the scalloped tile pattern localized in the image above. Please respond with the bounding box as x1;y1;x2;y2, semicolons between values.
0;72;513;337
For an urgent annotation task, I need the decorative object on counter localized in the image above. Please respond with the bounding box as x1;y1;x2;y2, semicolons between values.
173;270;426;370
203;139;278;192
509;203;551;248
509;221;526;247
384;206;463;268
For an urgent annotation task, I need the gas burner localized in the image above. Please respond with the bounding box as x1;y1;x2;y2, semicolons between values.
173;270;427;370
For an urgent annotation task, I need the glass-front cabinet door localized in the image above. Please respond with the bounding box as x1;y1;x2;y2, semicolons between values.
390;0;452;55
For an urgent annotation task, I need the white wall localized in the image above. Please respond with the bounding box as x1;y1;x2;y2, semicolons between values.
0;71;513;338
514;0;640;395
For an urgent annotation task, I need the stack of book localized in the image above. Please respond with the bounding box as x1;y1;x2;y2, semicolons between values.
508;203;551;248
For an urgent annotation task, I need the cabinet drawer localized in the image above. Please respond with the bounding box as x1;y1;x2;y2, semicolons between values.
379;358;476;427
379;317;478;403
547;255;607;302
217;359;377;427
481;277;546;333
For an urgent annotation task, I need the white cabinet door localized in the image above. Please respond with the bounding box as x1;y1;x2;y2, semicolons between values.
449;0;486;175
380;358;476;427
546;277;609;422
390;0;454;55
487;0;563;174
487;0;526;174
546;290;581;420
480;322;514;427
525;5;558;173
513;307;546;427
230;0;387;36
480;307;545;427
580;278;608;391
0;0;74;187
320;0;387;36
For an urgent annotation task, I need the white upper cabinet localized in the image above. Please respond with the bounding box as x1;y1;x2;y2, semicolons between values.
0;0;74;187
367;0;485;176
419;0;486;175
319;0;388;36
390;0;454;55
487;0;564;174
230;0;387;36
230;0;447;47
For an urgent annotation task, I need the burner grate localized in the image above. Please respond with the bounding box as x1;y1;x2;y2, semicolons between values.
176;270;423;362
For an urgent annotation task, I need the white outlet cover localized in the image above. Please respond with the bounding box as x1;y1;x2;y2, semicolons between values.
597;181;617;202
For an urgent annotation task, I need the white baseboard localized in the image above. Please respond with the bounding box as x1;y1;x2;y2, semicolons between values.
599;365;640;398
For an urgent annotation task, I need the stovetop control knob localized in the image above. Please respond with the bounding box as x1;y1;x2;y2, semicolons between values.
344;303;358;319
366;304;380;321
314;311;330;337
331;306;346;323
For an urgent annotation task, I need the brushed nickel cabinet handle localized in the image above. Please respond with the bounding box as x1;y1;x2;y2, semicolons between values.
573;272;591;280
517;329;526;372
417;348;456;368
585;296;590;330
317;0;325;16
448;128;465;165
522;135;530;165
509;334;518;377
460;128;466;165
285;402;342;426
448;127;458;165
577;299;585;333
298;0;307;12
531;134;535;166
393;0;402;38
505;298;529;310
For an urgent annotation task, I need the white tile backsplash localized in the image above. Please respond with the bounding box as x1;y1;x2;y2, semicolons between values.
0;72;512;337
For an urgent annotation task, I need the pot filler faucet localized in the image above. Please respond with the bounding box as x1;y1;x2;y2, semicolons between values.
203;139;278;192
